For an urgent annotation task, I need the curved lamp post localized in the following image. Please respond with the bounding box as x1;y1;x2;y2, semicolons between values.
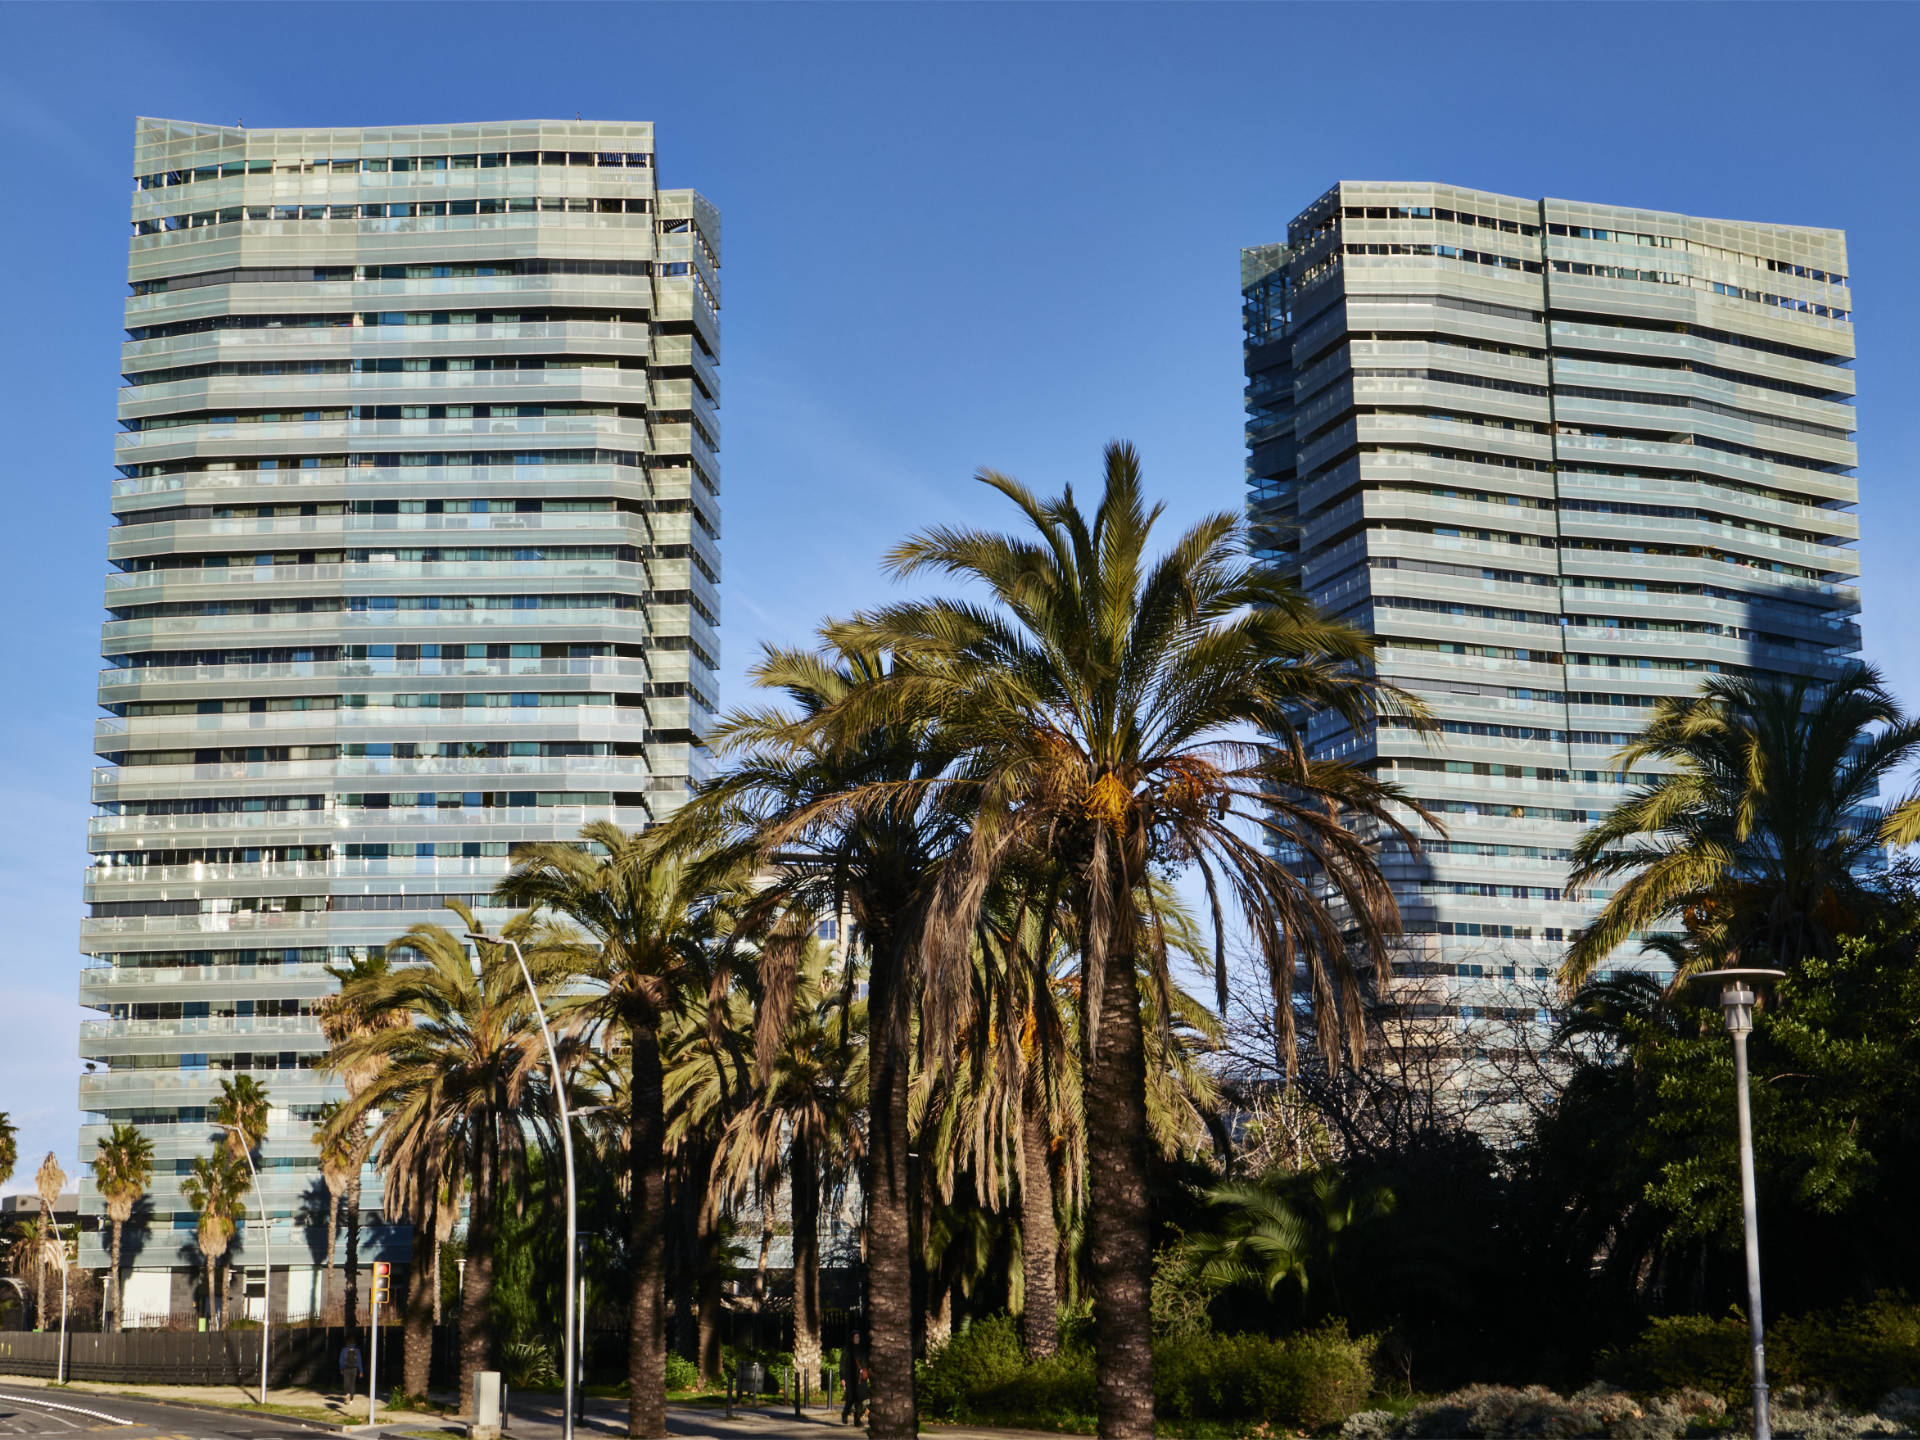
1690;967;1786;1440
467;925;576;1440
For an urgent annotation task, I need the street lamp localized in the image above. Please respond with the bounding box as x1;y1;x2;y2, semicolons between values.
467;925;577;1440
1691;967;1786;1440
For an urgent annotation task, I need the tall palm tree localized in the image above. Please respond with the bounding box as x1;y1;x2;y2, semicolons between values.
1564;662;1920;985
831;443;1426;1437
682;643;972;1440
33;1153;66;1332
181;1148;248;1328
0;1115;16;1191
661;971;754;1384
713;938;865;1394
323;908;556;1412
495;822;741;1440
311;1101;354;1322
211;1077;271;1323
91;1124;154;1331
315;951;400;1329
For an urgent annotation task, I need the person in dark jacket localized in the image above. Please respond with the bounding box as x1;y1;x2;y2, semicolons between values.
839;1330;868;1426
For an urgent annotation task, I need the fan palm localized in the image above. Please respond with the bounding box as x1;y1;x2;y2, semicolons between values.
829;443;1426;1436
323;907;559;1410
0;1114;16;1190
713;937;865;1394
311;1101;355;1322
679;642;971;1439
91;1124;154;1331
212;1076;270;1160
33;1153;65;1332
314;950;400;1328
495;822;741;1439
1563;662;1920;985
181;1148;248;1328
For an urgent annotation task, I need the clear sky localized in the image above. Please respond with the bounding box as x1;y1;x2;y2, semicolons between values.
2;0;1916;1189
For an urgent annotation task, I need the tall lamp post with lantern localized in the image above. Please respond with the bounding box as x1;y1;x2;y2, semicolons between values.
1690;967;1786;1440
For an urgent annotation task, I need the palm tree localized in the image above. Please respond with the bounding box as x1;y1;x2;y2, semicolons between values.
0;1115;16;1190
315;950;400;1330
682;643;971;1440
312;1101;354;1322
33;1153;66;1332
496;822;741;1439
181;1148;248;1328
91;1124;154;1331
661;971;754;1384
713;937;865;1395
831;443;1426;1437
323;908;557;1412
1564;663;1920;985
1187;1169;1393;1309
212;1076;271;1159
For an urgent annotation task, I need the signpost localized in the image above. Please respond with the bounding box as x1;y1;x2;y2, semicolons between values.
369;1261;391;1425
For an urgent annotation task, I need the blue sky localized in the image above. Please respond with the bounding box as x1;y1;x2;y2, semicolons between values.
2;0;1917;1188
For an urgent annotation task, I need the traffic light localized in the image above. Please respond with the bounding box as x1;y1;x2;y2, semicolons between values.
373;1261;391;1305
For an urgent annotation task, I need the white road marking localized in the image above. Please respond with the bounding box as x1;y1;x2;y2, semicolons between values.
0;1395;134;1428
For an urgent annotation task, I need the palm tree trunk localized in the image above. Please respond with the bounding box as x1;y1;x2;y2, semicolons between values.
432;1230;442;1328
458;1120;500;1413
696;1212;724;1386
1083;916;1155;1439
627;1018;668;1439
752;1225;770;1351
402;1181;435;1398
322;1193;340;1324
345;1117;366;1331
205;1252;216;1328
1019;1074;1059;1359
790;1133;821;1395
865;930;917;1439
109;1220;124;1333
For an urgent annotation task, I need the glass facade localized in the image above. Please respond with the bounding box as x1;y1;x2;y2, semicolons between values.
1243;183;1859;1023
79;118;720;1301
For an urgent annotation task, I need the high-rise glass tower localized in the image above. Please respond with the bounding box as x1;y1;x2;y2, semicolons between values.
1243;183;1859;1018
79;118;720;1320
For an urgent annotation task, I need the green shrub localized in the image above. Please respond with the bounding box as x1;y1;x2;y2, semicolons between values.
663;1353;700;1392
1156;1324;1375;1430
1599;1313;1753;1404
1778;1295;1920;1409
921;1314;1373;1430
1603;1295;1920;1410
918;1315;1030;1419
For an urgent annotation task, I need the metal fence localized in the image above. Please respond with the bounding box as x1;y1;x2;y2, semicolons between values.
0;1326;410;1386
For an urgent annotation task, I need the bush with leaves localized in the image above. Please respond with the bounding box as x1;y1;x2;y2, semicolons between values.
920;1314;1374;1430
1155;1324;1374;1429
663;1353;700;1393
1601;1296;1920;1412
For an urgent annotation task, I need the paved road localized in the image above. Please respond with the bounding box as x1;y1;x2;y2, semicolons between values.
0;1390;327;1440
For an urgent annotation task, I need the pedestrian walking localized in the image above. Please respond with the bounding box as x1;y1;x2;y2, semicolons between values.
839;1329;868;1426
339;1337;364;1399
